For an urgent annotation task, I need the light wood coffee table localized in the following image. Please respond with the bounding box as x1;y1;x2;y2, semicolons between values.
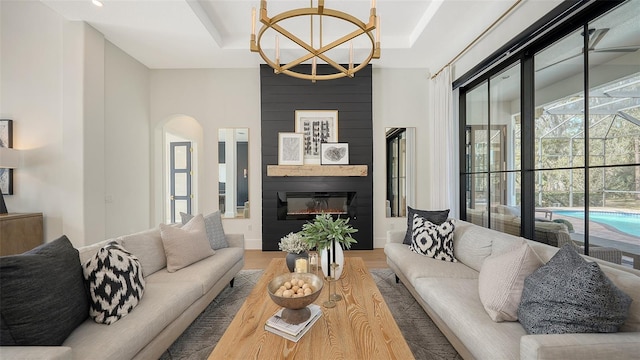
209;257;414;359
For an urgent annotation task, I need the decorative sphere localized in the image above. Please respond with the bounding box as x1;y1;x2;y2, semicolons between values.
267;273;323;310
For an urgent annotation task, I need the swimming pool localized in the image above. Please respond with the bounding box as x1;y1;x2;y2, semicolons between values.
553;210;640;237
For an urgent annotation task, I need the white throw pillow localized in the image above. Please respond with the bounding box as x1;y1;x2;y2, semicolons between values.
478;240;542;322
160;214;215;273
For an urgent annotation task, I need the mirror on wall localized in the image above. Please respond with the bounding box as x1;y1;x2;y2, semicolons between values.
218;128;249;219
386;127;416;217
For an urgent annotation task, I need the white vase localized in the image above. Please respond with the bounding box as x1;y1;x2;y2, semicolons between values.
320;241;344;279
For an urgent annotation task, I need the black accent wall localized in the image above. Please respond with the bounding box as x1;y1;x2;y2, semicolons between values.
261;64;374;251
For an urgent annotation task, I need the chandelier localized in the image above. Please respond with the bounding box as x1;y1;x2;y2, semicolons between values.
250;0;380;82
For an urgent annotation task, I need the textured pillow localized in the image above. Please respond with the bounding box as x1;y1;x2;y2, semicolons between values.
0;236;89;345
83;242;145;325
118;227;166;276
478;241;543;322
181;211;228;250
403;207;450;245
409;215;457;262
518;244;632;334
161;214;215;272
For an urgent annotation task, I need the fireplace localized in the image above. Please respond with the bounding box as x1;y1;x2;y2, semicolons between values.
277;192;357;220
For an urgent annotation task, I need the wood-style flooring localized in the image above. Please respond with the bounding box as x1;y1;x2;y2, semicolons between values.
242;248;389;270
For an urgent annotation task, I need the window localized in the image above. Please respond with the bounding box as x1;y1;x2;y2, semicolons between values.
459;0;640;268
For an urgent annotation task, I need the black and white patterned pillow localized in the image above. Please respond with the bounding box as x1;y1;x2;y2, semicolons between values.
83;242;145;325
409;215;457;262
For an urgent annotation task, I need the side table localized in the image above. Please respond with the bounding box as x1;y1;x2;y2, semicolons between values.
0;213;44;256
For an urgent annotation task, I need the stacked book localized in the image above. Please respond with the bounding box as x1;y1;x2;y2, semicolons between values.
264;304;322;342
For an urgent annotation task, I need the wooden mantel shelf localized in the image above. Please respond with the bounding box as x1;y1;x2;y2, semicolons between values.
267;165;368;177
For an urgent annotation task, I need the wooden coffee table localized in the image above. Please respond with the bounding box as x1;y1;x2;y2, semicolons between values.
208;257;414;359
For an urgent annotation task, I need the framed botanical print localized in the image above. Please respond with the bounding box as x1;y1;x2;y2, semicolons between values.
278;132;304;165
295;110;338;165
321;143;349;165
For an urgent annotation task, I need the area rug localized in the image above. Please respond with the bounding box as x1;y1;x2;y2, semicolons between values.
159;269;462;360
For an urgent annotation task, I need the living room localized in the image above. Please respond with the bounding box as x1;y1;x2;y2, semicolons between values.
1;0;639;359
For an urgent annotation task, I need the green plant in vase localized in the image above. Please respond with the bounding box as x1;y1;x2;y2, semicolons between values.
299;213;357;280
279;232;311;272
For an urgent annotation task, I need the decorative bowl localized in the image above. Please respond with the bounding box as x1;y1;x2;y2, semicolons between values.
267;272;324;324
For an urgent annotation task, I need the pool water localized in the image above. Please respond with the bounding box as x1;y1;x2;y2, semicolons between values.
554;210;640;237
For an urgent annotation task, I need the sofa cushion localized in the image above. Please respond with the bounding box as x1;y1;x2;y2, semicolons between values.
403;207;449;245
146;246;244;295
414;277;525;360
181;211;228;250
478;240;543;322
385;243;478;288
62;281;202;360
160;214;215;272
518;244;632;334
118;227;166;276
409;216;456;262
0;236;89;346
82;242;145;325
452;221;498;272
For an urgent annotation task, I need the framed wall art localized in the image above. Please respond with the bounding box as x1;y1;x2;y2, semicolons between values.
0;119;13;195
321;143;349;165
295;110;338;165
278;132;304;165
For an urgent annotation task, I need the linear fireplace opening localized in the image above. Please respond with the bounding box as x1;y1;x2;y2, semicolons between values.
277;192;357;220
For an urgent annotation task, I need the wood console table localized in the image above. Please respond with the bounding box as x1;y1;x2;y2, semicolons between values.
0;213;44;256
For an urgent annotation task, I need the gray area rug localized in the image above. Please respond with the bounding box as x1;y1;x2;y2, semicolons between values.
160;269;462;360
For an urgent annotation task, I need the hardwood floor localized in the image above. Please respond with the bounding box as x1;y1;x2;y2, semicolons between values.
243;249;389;270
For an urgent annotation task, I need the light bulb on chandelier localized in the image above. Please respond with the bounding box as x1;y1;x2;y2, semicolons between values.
250;0;380;82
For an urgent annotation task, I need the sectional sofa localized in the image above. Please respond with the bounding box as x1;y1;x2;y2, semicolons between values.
0;223;245;360
386;219;640;360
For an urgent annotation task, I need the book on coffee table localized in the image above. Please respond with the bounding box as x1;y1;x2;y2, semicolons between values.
264;304;322;342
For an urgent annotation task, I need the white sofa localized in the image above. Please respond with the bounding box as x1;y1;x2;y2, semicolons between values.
385;219;640;360
1;226;245;360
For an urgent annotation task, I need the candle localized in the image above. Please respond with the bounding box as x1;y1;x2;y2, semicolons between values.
275;35;280;64
295;258;308;273
371;0;376;9
326;249;331;278
251;7;256;36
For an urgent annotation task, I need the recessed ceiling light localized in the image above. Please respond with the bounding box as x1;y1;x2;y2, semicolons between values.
92;0;103;7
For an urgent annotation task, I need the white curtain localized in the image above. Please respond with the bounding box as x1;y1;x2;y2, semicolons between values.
428;66;457;215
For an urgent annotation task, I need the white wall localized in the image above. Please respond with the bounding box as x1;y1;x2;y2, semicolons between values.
1;1;150;246
104;41;151;238
149;69;263;248
1;1;66;242
452;0;563;82
373;68;430;248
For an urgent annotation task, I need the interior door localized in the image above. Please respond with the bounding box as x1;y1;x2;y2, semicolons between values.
170;141;192;223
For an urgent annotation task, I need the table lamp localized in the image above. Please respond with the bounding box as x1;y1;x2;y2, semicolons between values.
0;147;20;214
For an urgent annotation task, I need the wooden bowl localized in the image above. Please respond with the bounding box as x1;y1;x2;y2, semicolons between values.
267;273;324;324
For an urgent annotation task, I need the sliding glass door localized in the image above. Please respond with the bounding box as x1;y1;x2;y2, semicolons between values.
460;0;640;268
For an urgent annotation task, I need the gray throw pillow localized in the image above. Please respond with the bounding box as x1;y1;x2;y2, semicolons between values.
403;207;450;245
181;211;228;250
518;244;632;334
0;236;89;345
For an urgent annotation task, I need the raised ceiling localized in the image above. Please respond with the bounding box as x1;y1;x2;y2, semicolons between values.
40;0;525;72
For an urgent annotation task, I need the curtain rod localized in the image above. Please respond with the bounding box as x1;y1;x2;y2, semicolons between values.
430;0;524;80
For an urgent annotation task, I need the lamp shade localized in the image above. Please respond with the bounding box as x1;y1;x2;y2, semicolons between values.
0;148;19;168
